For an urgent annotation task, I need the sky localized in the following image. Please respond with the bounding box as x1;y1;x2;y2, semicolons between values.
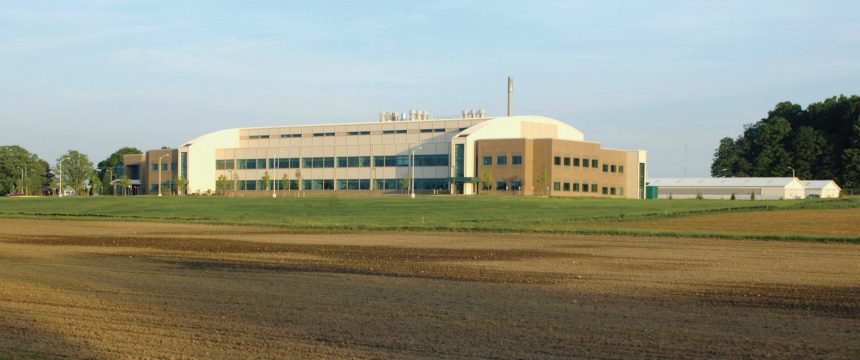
1;0;859;177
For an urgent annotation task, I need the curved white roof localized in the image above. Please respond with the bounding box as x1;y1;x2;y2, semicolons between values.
456;115;584;141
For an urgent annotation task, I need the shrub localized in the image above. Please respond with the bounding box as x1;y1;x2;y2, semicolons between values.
730;193;736;200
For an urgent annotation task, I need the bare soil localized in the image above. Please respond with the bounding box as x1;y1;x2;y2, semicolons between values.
0;219;858;359
598;208;860;237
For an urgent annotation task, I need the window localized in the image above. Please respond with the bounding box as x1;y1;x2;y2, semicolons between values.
374;156;385;167
215;159;235;170
281;133;301;138
563;182;570;191
483;156;492;165
602;187;608;195
591;184;598;193
420;129;434;133
603;164;609;172
162;163;168;171
610;187;617;195
415;154;449;167
564;157;571;166
619;187;624;195
574;158;580;167
455;144;465;177
151;164;157;171
497;155;507;165
582;183;589;192
248;135;270;140
553;182;561;191
238;159;258;169
433;128;445;133
592;159;598;168
383;129;407;134
313;132;334;137
554;156;561;166
582;158;589;168
302;157;335;168
619;165;624;173
496;181;507;191
611;165;617;173
256;159;266;169
395;155;409;167
511;155;522;165
511;181;522;191
573;183;580;192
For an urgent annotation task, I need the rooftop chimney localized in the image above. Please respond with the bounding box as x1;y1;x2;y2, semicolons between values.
507;76;513;117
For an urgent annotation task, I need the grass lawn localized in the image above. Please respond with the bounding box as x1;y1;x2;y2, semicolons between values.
1;195;858;242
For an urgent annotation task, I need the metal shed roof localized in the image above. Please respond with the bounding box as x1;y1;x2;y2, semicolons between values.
802;180;841;190
647;177;798;188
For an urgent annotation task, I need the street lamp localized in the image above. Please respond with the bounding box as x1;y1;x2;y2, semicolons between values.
158;153;170;197
272;153;278;198
106;169;115;196
410;145;423;199
58;156;71;197
788;166;795;179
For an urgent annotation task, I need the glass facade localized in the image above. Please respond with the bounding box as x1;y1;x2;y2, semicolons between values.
454;144;464;178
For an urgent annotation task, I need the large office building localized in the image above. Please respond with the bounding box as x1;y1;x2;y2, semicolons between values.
124;112;648;198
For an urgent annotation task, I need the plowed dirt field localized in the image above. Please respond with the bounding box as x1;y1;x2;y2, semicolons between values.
0;219;858;359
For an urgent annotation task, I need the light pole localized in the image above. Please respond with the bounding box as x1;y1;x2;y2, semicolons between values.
272;153;278;198
158;153;170;197
106;169;115;196
410;145;422;198
788;166;795;179
58;157;70;197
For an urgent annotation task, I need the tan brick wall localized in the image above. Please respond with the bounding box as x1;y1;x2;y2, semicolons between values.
476;139;640;198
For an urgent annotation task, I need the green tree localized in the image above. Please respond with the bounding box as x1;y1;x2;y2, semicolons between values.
261;172;271;191
96;147;142;195
175;176;188;196
399;177;409;194
791;126;826;179
0;145;47;195
89;172;102;196
57;150;95;196
479;168;494;194
294;169;303;195
282;173;290;191
752;117;793;176
710;137;739;177
216;174;229;195
714;96;860;185
119;176;131;196
535;166;549;196
842;148;860;189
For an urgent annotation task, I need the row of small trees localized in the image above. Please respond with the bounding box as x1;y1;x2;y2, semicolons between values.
478;166;551;195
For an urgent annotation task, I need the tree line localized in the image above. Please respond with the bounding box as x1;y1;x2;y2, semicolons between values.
711;95;860;189
0;145;144;196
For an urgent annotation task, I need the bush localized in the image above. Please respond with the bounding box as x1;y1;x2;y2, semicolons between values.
750;191;756;201
730;193;736;200
696;192;703;200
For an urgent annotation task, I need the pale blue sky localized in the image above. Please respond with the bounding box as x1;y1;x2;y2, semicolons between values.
2;1;858;176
